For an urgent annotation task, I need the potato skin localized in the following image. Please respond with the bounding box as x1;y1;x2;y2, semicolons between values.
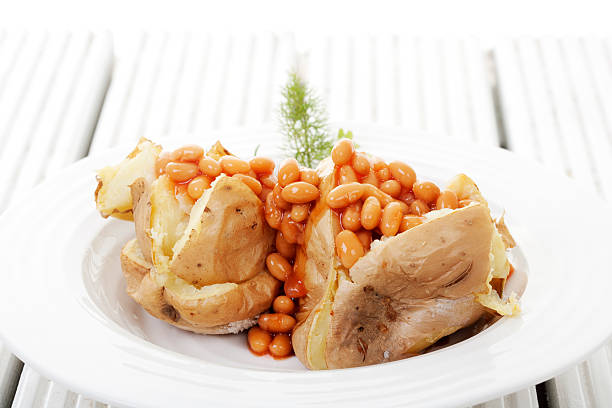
130;178;152;263
292;184;496;368
121;239;280;334
170;177;275;287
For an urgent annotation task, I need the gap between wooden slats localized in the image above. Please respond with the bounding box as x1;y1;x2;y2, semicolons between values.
463;39;499;146
88;33;146;153
493;39;540;159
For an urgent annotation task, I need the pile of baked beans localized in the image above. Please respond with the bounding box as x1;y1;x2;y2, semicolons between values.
326;138;461;269
154;138;463;359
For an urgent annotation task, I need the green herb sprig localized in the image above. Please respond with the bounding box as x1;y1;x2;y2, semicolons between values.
279;72;333;168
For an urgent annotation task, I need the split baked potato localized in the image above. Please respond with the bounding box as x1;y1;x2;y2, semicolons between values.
98;140;280;334
292;161;522;369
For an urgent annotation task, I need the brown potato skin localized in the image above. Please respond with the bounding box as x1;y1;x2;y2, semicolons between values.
170;177;275;286
130;178;152;263
292;171;496;368
121;239;281;334
324;204;493;368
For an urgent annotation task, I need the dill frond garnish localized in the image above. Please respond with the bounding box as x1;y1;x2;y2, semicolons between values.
279;72;332;168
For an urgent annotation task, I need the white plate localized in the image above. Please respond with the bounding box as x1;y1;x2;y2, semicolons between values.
1;128;612;408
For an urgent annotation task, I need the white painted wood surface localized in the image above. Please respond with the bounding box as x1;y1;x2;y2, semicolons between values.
495;37;612;408
2;32;611;408
0;31;112;407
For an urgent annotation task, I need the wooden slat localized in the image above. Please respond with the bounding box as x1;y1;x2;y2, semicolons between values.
420;37;449;135
143;32;190;140
495;36;612;408
463;38;499;146
373;35;397;126
0;31;112;408
88;33;145;153
243;33;276;127
397;36;422;130
167;33;209;134
441;38;474;141
561;38;612;199
352;35;374;122
327;35;350;121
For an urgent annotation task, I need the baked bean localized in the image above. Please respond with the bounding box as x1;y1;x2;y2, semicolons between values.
155;152;171;176
375;167;391;182
398;189;416;206
331;138;355;166
361;196;382;230
272;184;291;210
372;157;387;172
399;215;423;232
275;231;296;259
280;215;304;245
247;327;272;354
232;174;262;195
356;230;372;251
436;190;459;210
198;157;222;178
284;272;307;298
300;169;320;186
352;152;371;175
219;156;250;175
326;183;366;208
249;157;275;174
259;186;273;202
273;296;295;314
341;202;362;232
248;169;258;179
264;193;282;229
258;313;296;333
380;202;402;237
266;253;292;281
362;184;409;213
380;179;401;198
290;203;310;222
413;181;440;204
281;181;320;204
410;199;430;216
360;170;379;187
278;158;300;187
335;230;365;269
388;161;417;189
172;145;204;162
260;174;278;189
187;175;212;200
165;162;199;182
339;165;358;184
268;334;292;358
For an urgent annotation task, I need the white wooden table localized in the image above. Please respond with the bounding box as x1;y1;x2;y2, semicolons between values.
1;32;611;408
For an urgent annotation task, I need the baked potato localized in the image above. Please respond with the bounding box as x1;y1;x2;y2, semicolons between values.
95;138;161;220
292;165;521;369
97;140;280;334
